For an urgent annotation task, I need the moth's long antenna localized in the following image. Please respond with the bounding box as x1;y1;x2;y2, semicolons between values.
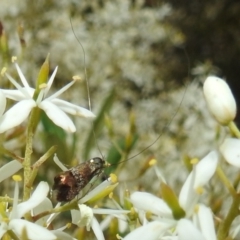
113;47;191;165
70;18;104;159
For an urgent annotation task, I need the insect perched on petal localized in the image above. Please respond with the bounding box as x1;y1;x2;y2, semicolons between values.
52;157;109;202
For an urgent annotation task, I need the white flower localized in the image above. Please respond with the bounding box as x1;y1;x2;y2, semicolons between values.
127;151;218;238
53;154;129;240
203;76;236;125
179;151;218;214
70;177;129;240
0;180;56;239
0;60;95;133
220;138;240;168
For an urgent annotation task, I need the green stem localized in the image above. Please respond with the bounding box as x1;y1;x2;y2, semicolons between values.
33;200;78;222
228;121;240;139
23;108;39;201
216;165;236;197
217;194;240;239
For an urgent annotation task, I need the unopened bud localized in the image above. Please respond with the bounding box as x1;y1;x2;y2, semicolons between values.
203;76;236;125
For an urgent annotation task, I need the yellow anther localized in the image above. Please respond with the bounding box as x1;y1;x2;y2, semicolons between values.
72;75;82;81
110;173;118;183
195;186;204;195
190;158;199;165
109;192;113;199
1;67;7;76
12;175;22;182
11;56;17;63
149;158;157;166
66;223;72;229
39;83;47;89
194;205;199;213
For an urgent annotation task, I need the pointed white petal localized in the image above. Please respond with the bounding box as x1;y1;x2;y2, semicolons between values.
79;177;117;203
71;209;81;226
0;160;22;182
130;192;172;217
193;151;218;188
179;151;218;212
177;219;205;240
51;99;95;118
9;219;56;239
123;221;166;240
1;88;34;101
45;79;75;101
5;73;32;98
44;66;58;98
33;198;53;226
0;99;36;133
16;182;49;218
92;208;129;215
92;217;105;240
51;230;76;240
39;100;76;132
46;202;61;227
0;222;8;238
0;90;6;116
14;62;30;89
197;204;216;240
220;138;240;167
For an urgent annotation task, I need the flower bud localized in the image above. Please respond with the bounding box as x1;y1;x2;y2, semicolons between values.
203;76;236;125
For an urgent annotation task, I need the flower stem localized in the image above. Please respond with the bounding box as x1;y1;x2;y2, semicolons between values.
217;193;240;239
32;201;78;222
23;108;39;201
216;165;236;197
228;121;240;138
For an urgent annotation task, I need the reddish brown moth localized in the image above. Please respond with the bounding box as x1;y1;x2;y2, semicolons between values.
52;157;108;202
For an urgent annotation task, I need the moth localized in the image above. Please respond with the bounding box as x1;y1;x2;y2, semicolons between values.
52;157;109;202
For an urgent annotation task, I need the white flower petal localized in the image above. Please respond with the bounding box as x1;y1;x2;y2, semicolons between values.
79;177;116;203
220;138;240;167
179;151;218;212
44;66;58;97
9;219;56;240
33;198;53;226
16;182;49;218
0;90;6;116
0;222;8;238
14;62;30;89
0;160;22;182
51;230;76;240
130;192;172;217
71;209;81;226
177;219;205;240
92;208;129;215
39;100;76;132
92;217;105;240
0;99;36;133
45;78;75;101
77;204;93;230
52;99;95;118
196;204;216;240
1;88;35;101
203;76;236;125
123;221;165;240
193;151;218;188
